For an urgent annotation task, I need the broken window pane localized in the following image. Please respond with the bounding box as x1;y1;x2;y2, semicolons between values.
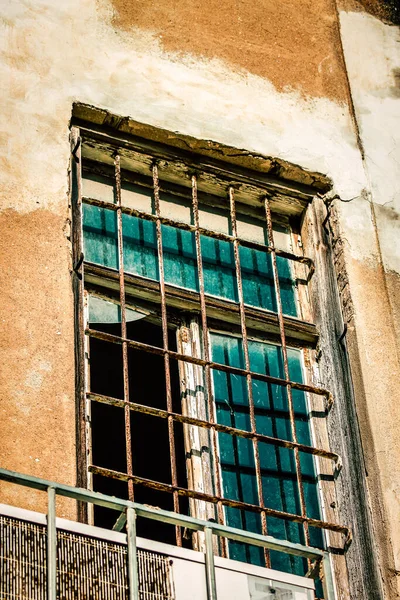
88;295;148;324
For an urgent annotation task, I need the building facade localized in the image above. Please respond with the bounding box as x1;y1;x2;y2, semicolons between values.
1;0;400;598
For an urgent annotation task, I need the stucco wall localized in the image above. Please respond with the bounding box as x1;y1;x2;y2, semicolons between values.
0;0;400;595
337;9;400;596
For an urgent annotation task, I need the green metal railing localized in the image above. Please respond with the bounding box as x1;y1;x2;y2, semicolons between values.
0;468;335;600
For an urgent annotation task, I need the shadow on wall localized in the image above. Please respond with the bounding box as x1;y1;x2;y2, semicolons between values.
354;0;400;25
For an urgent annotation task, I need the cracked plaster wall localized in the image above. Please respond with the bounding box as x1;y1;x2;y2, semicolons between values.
335;8;400;596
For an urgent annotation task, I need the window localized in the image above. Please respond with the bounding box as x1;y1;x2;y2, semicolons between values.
70;121;349;590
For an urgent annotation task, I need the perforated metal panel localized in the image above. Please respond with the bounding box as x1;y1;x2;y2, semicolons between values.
0;515;174;600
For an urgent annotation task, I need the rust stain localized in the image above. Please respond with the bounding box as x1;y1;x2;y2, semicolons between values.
110;0;350;102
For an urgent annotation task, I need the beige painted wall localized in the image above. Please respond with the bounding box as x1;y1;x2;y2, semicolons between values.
337;10;400;595
0;0;400;594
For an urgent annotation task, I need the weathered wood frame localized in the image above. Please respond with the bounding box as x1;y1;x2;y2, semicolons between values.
70;103;382;598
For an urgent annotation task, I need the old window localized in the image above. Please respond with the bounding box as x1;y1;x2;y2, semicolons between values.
70;120;349;590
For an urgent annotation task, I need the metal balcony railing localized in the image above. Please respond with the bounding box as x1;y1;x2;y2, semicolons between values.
0;468;335;600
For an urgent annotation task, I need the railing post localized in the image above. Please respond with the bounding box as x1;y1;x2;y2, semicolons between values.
321;552;336;600
47;486;57;600
127;507;139;600
205;527;217;600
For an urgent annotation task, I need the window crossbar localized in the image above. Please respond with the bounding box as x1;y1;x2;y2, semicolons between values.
86;328;333;405
88;465;349;538
87;391;339;463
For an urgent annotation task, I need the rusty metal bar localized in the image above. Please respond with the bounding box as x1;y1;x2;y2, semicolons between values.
82;195;314;276
115;154;134;502
152;162;181;546
229;187;270;567
88;464;350;538
192;174;227;556
87;392;339;463
86;328;332;401
264;196;309;547
84;263;319;349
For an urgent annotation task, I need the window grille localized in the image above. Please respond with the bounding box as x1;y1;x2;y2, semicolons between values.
70;126;349;583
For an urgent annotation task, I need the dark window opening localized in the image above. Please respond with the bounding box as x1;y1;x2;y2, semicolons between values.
90;319;188;545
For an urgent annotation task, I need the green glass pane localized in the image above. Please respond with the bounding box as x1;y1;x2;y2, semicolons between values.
240;246;276;312
83;210;297;316
211;333;244;368
162;225;198;291
210;333;323;575
267;516;306;575
248;339;284;377
225;506;264;566
296;419;313;448
123;214;158;280
277;255;297;317
83;204;118;269
201;236;238;302
83;205;296;315
239;245;297;316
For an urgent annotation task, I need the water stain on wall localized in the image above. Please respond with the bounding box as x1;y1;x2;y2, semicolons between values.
110;0;350;102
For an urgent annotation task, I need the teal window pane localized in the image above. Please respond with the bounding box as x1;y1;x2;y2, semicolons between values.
123;214;158;280
224;506;264;566
210;333;244;369
201;236;238;302
267;516;306;574
296;419;313;448
83;204;118;269
240;246;276;312
240;246;297;316
210;333;323;575
162;225;198;291
277;255;297;317
201;236;297;316
83;204;297;316
83;209;297;317
248;339;284;379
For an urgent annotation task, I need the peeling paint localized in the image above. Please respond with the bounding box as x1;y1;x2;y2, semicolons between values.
0;0;367;216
